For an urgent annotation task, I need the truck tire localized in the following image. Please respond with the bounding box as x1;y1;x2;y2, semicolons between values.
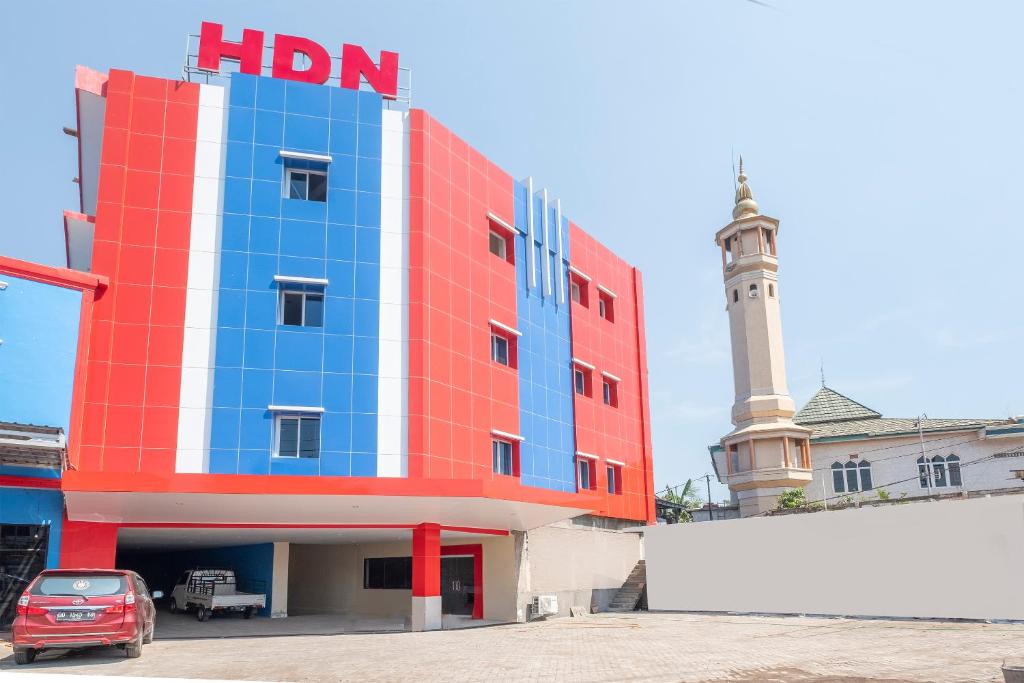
125;634;143;659
244;606;255;619
14;649;36;665
197;605;210;622
168;598;178;614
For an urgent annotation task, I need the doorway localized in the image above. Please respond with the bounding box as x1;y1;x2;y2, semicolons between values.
440;556;474;616
0;525;49;627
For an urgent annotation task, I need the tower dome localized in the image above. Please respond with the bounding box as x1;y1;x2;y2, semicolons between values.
732;157;759;220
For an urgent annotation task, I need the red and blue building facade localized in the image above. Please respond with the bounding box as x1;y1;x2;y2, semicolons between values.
2;37;654;628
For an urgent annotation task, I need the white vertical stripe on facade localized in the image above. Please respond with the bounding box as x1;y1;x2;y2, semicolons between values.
541;188;551;297
526;176;537;290
176;84;226;473
555;198;565;304
376;109;409;477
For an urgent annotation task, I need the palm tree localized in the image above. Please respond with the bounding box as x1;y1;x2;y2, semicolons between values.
658;479;704;523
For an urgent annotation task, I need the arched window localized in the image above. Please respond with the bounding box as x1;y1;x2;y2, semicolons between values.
733;289;739;303
748;283;758;298
844;461;859;492
931;455;947;487
947;455;962;486
917;456;929;488
858;460;873;491
831;462;845;493
768;283;776;297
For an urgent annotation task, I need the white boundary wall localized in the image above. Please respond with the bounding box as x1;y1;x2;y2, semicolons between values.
646;494;1024;621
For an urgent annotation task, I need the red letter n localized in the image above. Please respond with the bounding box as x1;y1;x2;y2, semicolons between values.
197;21;263;75
340;44;399;100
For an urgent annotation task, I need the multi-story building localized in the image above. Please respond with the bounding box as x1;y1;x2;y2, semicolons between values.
0;24;654;630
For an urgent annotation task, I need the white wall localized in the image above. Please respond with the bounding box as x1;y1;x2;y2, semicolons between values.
646;494;1024;621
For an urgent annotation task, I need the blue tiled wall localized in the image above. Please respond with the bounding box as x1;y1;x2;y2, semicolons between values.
1;488;64;568
209;74;383;477
513;183;577;492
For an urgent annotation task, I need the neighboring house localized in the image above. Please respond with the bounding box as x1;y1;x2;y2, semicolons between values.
711;386;1024;507
0;258;105;626
689;503;741;522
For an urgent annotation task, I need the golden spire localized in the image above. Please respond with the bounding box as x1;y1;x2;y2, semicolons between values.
732;156;759;220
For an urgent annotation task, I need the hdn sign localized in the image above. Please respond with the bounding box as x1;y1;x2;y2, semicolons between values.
197;21;400;99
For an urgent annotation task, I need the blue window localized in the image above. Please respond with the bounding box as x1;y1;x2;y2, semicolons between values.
276;415;321;458
282;157;329;202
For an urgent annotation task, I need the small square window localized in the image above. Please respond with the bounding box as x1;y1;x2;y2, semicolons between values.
570;274;589;307
489;231;507;260
280;290;324;327
597;291;615;322
492;439;516;476
276;415;321;458
602;378;618;408
487;219;515;265
286;168;327;202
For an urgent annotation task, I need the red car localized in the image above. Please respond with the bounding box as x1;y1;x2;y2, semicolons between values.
11;569;161;664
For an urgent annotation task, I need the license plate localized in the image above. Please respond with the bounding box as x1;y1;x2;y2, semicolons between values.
55;610;97;622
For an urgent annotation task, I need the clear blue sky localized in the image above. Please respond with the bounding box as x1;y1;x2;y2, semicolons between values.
2;1;1021;502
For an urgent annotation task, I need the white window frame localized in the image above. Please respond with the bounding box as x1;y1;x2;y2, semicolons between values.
492;439;514;476
831;459;873;494
279;289;325;327
918;454;962;489
578;457;593;490
488;230;508;260
574;368;587;396
284;167;328;202
274;413;322;459
491;332;510;366
606;464;620;494
570;280;582;304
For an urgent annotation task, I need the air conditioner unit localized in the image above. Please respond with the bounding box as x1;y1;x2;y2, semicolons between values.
532;594;558;617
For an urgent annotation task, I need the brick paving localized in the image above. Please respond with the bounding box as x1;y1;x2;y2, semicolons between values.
3;612;1022;682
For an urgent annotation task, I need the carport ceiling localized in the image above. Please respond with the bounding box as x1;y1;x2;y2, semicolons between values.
117;526;492;551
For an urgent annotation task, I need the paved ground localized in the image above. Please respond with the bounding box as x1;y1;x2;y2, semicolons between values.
3;612;1023;682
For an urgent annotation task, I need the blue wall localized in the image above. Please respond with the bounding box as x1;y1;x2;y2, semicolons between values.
0;275;81;433
209;73;384;477
513;183;577;492
0;487;64;568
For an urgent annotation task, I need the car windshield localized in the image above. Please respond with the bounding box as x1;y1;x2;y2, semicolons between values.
31;575;127;597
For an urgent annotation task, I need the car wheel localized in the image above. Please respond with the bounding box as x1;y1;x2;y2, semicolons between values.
125;634;143;659
14;649;36;665
168;598;178;614
244;606;255;619
197;605;210;622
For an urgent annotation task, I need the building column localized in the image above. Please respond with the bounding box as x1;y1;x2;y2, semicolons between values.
270;542;289;618
59;517;117;568
411;523;441;631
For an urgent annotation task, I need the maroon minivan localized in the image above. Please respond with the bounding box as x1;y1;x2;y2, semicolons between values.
10;569;160;664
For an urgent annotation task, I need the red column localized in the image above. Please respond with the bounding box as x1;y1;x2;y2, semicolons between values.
411;523;441;631
60;518;118;568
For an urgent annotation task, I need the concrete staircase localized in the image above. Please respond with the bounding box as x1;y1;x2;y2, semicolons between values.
605;560;646;612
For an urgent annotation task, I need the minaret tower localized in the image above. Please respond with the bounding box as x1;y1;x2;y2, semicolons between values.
715;160;812;516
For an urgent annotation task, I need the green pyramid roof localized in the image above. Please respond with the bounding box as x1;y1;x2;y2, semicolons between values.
794;386;882;425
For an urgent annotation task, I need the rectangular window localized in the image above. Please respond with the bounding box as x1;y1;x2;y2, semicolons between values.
597;290;615;322
491;333;509;365
276;415;321;458
492;439;514;476
489;230;508;260
607;464;623;495
363;557;412;589
602;378;618;407
578;458;594;490
569;273;589;307
286;168;327;202
573;364;592;398
280;290;324;327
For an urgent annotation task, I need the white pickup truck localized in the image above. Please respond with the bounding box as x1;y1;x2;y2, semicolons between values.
168;569;266;621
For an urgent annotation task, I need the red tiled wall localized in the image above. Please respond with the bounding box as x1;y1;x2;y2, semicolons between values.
407;110;518;480
569;225;655;522
77;70;199;475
